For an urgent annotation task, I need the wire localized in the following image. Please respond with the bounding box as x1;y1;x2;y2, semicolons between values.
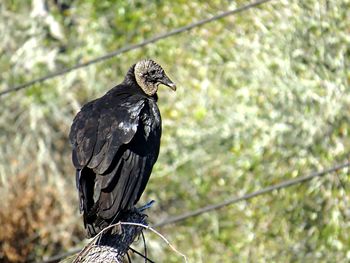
42;161;350;263
153;161;350;227
0;0;273;97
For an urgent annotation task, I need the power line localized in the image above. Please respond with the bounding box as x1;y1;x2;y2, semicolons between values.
153;161;350;227
42;161;350;263
0;0;273;97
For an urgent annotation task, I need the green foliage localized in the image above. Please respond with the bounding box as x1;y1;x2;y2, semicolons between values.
0;0;349;262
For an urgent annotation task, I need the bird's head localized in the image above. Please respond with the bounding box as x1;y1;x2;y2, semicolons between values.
134;59;176;96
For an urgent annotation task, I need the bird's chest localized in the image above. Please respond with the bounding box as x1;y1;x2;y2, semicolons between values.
141;101;161;140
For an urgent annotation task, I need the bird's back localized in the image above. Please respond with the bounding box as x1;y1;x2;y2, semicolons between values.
70;83;161;237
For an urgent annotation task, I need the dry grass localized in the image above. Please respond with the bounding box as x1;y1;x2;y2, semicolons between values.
0;165;83;262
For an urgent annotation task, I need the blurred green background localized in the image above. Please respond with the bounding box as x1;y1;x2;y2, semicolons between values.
0;0;349;262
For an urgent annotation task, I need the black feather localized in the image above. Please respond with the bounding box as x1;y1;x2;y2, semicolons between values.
69;61;164;238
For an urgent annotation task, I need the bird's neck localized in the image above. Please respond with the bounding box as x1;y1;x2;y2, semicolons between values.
123;64;137;86
123;64;158;100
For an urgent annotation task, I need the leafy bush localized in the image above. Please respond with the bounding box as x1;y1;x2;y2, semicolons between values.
0;0;349;262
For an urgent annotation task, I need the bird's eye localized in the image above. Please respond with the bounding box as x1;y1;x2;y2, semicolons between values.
150;70;156;75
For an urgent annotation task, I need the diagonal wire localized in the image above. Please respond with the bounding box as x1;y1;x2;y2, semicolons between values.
0;0;273;97
42;161;350;263
153;161;350;227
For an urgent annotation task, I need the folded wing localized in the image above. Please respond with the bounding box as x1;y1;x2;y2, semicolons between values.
69;93;160;236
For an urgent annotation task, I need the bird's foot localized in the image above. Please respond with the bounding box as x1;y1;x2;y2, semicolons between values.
137;200;155;212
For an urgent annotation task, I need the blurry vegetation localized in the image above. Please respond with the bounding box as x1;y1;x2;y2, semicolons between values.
0;0;349;262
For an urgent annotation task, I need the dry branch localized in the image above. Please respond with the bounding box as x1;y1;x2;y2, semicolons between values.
64;209;188;263
70;210;147;263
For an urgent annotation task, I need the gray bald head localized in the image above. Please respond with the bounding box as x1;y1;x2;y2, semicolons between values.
134;59;176;96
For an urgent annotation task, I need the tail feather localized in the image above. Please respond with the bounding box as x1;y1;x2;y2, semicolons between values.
84;210;121;238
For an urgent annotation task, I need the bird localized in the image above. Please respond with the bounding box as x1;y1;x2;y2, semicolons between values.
69;59;176;237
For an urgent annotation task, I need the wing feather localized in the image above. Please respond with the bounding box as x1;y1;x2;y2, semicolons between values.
70;95;145;173
70;101;99;168
97;149;151;220
70;88;161;236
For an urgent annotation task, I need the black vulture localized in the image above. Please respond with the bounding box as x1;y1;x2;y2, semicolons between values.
69;59;176;237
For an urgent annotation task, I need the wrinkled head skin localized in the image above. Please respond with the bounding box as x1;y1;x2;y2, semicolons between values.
134;59;176;96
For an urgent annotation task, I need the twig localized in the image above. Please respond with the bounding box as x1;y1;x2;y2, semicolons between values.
128;246;156;263
119;222;188;263
126;251;131;263
72;221;187;263
141;231;147;263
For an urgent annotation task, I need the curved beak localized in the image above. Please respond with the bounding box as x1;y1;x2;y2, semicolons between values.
159;74;176;91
